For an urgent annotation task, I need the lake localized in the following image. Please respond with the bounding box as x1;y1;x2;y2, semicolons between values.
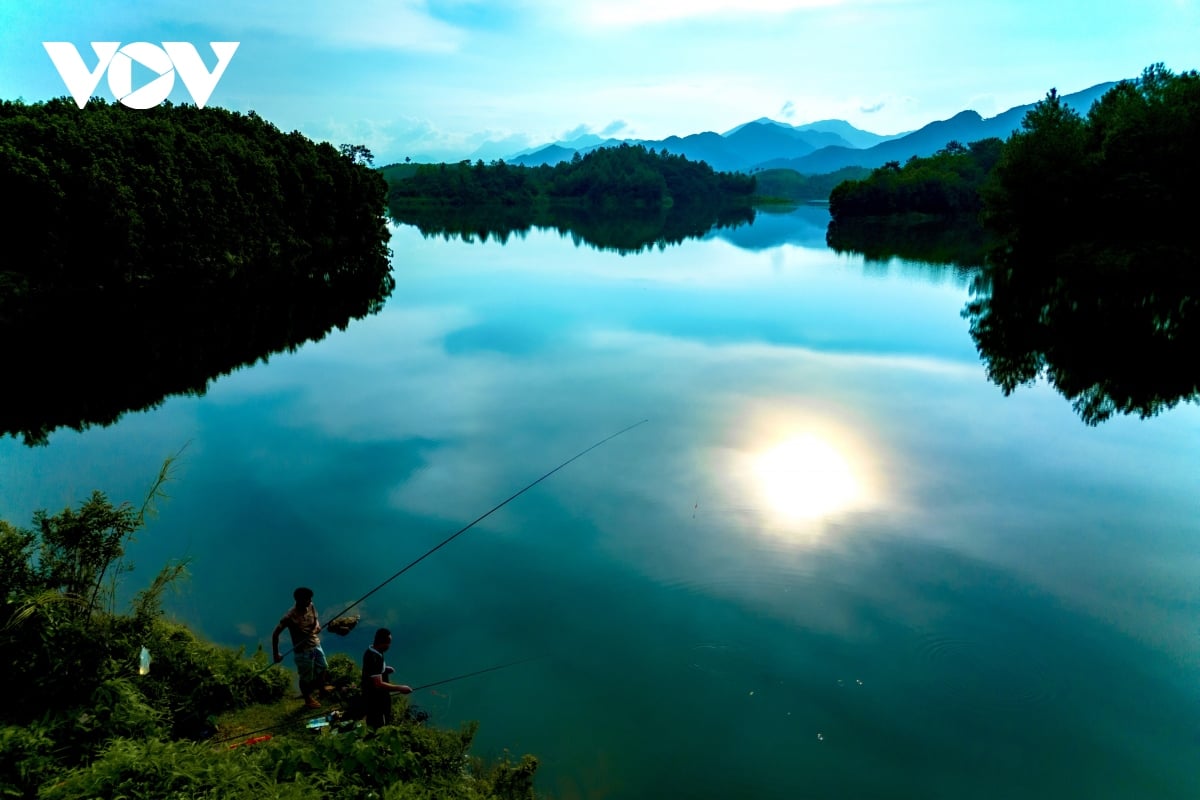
1;206;1198;799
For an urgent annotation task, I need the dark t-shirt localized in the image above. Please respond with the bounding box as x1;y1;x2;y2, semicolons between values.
361;645;392;724
362;646;386;694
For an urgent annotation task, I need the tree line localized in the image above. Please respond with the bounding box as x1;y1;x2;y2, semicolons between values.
753;166;871;204
828;138;1003;218
391;199;756;255
387;142;757;211
0;97;393;301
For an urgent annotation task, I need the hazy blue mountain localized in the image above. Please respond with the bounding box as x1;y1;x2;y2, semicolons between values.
500;133;615;162
495;79;1124;175
976;82;1117;140
494;117;887;171
723;117;904;149
723;123;821;158
467;134;534;162
511;143;577;167
765;81;1119;174
650;131;744;170
505;136;610;162
559;133;606;150
719;118;846;149
792;119;909;149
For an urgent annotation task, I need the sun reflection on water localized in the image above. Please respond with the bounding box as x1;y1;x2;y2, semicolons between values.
733;413;880;535
754;433;863;521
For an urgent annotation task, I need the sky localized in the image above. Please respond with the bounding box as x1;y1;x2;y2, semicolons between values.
2;0;1198;164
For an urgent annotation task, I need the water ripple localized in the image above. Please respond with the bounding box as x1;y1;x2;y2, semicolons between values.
911;630;1064;714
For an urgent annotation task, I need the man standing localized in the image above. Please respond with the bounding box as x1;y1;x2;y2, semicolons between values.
272;587;328;709
361;628;412;728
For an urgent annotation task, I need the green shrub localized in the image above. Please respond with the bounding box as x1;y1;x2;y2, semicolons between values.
0;724;58;799
39;737;287;800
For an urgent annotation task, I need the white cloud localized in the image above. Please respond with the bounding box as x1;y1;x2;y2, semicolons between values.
156;0;465;51
303;116;503;164
582;0;842;26
559;123;592;140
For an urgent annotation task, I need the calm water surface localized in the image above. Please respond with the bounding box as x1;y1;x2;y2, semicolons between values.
2;207;1198;799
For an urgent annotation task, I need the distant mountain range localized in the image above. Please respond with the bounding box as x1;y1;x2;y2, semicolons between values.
487;81;1119;175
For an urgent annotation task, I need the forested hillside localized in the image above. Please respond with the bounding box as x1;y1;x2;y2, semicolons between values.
0;97;392;299
828;63;1200;229
828;138;1002;218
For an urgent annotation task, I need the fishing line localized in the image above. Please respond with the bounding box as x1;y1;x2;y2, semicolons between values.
412;654;546;692
273;419;649;663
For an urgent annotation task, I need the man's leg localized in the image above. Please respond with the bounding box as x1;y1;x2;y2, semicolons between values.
295;649;320;707
311;646;333;694
365;694;385;728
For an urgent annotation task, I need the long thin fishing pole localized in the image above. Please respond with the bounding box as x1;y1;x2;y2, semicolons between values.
273;419;648;663
412;654;545;691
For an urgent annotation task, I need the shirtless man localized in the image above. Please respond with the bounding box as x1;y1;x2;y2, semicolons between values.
272;586;328;709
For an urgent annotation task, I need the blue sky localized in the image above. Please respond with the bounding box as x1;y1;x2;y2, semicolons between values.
2;1;1197;164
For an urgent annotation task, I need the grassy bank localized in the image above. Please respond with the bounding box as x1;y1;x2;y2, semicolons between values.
0;466;540;799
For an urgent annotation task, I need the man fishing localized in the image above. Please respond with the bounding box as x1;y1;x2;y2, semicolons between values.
361;628;412;728
272;586;329;709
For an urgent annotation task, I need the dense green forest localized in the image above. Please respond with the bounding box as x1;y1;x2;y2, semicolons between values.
827;138;1003;219
0;97;392;301
387;143;756;211
828;62;1200;232
0;472;540;798
982;63;1199;252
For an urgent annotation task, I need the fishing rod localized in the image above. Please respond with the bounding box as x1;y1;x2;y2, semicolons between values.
214;654;545;745
273;419;649;663
412;654;545;692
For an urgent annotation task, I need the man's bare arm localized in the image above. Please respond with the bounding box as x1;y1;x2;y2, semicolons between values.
271;623;285;662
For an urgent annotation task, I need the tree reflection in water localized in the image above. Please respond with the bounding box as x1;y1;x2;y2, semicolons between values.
965;237;1199;425
390;201;756;255
0;273;394;446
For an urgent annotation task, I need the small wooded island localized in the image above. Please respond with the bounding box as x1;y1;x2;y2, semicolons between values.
388;142;756;210
384;143;759;253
